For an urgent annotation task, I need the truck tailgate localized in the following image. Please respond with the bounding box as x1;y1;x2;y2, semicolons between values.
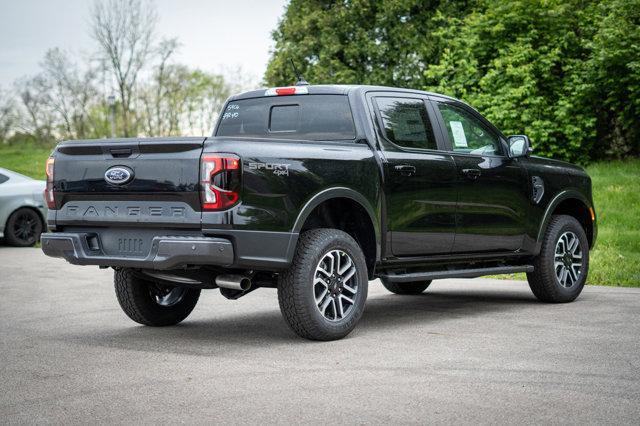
51;137;206;229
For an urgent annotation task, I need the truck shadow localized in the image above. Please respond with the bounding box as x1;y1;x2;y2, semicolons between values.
361;289;537;331
57;288;539;356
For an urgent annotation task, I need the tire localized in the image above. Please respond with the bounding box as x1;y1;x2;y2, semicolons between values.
278;228;368;341
527;215;589;303
380;278;432;295
114;269;201;326
4;207;43;247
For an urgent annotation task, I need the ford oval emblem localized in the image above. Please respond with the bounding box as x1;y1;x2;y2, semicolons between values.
104;166;134;185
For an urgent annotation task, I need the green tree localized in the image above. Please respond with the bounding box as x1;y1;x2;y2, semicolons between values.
0;88;17;144
424;0;640;162
265;0;475;87
585;0;640;158
139;65;231;136
424;0;601;162
267;0;640;162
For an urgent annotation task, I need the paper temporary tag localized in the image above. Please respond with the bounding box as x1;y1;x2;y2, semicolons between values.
450;121;468;147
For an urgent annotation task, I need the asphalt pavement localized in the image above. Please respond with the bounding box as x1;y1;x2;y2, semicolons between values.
1;246;639;424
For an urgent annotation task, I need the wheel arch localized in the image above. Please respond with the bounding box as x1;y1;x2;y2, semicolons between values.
537;190;595;249
292;187;381;277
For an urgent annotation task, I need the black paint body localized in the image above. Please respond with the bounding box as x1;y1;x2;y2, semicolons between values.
43;85;597;276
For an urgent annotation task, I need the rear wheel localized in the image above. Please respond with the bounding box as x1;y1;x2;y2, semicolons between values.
114;269;200;326
278;229;368;341
4;208;43;247
527;215;589;303
381;278;432;295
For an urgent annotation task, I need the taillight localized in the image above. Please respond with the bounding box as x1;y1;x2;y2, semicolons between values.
44;157;55;209
200;153;241;211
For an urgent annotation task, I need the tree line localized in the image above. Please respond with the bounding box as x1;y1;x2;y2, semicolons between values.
266;0;640;163
0;0;238;145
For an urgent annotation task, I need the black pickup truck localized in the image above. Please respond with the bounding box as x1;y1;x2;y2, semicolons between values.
41;84;597;341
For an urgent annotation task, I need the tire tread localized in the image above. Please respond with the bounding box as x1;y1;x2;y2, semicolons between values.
527;215;588;303
278;229;367;341
114;269;200;326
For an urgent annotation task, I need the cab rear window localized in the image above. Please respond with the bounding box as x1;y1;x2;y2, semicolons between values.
216;95;355;141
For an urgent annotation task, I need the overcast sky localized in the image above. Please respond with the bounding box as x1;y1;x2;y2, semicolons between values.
0;0;289;88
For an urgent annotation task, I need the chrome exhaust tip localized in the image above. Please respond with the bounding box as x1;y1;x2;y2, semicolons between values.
215;274;251;291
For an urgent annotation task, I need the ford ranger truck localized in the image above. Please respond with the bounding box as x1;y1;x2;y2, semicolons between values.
41;84;597;341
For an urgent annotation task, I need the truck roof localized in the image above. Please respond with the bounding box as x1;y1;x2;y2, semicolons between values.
229;84;458;102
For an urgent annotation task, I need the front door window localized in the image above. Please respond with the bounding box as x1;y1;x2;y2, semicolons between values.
436;103;502;156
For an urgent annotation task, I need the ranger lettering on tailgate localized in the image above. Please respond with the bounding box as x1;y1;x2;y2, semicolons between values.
64;204;186;218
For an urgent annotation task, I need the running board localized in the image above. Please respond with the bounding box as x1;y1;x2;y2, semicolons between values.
379;265;534;283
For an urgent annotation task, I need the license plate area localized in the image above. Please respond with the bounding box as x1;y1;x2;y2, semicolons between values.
97;229;160;257
112;236;146;256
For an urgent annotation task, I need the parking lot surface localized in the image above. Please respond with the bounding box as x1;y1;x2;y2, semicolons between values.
1;246;639;424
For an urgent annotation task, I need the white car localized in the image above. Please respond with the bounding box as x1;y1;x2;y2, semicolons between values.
0;167;47;246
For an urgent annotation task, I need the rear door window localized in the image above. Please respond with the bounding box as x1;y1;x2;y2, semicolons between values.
217;95;355;141
374;97;437;150
0;173;8;184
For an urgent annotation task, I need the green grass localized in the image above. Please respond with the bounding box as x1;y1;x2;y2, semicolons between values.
586;160;640;286
1;143;638;286
0;143;52;180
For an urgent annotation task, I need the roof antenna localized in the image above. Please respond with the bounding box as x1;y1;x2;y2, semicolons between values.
290;59;309;86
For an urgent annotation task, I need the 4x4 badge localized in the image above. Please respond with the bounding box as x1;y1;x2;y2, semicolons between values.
247;162;290;176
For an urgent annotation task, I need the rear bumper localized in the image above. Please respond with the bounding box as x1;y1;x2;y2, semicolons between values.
41;232;234;269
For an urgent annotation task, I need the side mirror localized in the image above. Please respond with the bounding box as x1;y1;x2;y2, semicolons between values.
508;135;532;158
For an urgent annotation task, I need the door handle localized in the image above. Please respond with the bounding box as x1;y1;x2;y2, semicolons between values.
394;165;416;177
462;168;481;181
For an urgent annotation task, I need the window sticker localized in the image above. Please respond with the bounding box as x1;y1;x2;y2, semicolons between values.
450;121;468;147
222;103;240;120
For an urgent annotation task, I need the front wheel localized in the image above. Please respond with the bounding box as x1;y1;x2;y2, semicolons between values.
527;215;589;303
278;229;368;341
114;269;201;326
